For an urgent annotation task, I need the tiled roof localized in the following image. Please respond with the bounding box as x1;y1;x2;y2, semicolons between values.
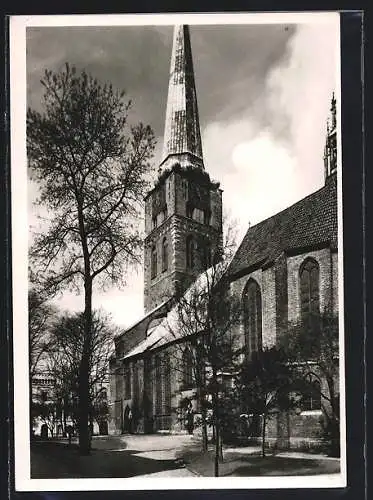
227;175;338;278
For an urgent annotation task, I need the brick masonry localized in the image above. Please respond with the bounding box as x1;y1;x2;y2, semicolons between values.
144;169;222;313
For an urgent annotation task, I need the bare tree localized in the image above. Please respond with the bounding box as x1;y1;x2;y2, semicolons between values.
28;63;156;453
165;219;241;476
28;288;56;378
236;347;296;457
47;310;115;437
281;311;340;455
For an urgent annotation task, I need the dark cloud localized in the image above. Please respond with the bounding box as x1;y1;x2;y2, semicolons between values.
27;24;294;155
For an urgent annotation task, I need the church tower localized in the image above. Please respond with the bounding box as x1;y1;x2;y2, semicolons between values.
324;93;337;182
143;25;223;313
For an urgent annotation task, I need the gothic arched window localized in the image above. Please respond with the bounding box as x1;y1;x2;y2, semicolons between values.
154;355;162;415
162;237;168;272
151;245;157;279
182;348;194;389
242;279;262;357
300;258;320;331
186;236;195;270
301;378;321;412
132;362;139;404
202;240;212;269
154;352;172;417
124;365;131;399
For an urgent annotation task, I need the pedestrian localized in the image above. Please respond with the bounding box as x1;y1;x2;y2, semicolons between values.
66;424;73;444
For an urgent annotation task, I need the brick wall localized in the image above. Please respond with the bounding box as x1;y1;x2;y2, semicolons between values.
275;253;288;342
143;170;222;313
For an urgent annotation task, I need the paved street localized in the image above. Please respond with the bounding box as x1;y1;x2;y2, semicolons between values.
31;433;341;479
31;433;199;478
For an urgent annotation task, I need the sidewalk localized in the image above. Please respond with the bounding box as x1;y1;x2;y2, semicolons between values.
179;444;341;477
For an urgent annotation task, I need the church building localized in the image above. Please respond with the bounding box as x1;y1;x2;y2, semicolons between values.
109;25;339;449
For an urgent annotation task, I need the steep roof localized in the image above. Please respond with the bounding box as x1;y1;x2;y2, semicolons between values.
161;25;204;166
227;175;338;278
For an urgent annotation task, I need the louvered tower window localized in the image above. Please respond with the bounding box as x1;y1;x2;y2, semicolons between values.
162;237;168;272
186;236;195;269
242;279;262;357
151;245;157;279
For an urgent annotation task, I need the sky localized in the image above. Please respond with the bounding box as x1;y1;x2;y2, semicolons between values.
26;15;339;330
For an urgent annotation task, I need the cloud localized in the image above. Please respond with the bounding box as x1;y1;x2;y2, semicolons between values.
202;21;338;245
26;21;338;330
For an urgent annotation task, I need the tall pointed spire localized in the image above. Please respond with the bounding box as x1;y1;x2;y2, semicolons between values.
161;25;204;170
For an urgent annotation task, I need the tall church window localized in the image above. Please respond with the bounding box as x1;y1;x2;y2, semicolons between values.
133;362;140;404
124;365;131;399
154;355;162;415
202;240;212;269
300;258;320;331
186;236;195;269
182;348;194;389
301;378;321;412
151;245;157;279
242;279;262;356
162;237;168;272
154;352;171;416
163;352;172;415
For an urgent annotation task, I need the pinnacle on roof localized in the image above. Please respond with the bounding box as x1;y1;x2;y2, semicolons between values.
161;25;204;169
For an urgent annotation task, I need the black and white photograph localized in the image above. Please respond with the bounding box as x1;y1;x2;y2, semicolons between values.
10;12;346;490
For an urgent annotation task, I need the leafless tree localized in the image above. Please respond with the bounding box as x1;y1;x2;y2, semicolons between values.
281;311;340;455
47;310;116;436
28;63;156;453
28;288;56;378
165;218;241;476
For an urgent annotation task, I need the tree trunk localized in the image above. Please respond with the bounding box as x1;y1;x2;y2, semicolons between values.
219;432;223;462
262;413;267;457
214;422;220;476
211;367;220;477
63;399;67;437
78;278;93;455
201;410;208;452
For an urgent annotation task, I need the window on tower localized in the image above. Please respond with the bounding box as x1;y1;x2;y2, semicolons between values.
186;236;195;270
162;237;168;272
151;245;157;279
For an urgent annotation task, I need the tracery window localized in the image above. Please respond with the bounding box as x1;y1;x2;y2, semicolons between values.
124;365;131;398
300;258;320;332
182;348;194;389
154;353;172;415
242;279;262;357
301;378;321;412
